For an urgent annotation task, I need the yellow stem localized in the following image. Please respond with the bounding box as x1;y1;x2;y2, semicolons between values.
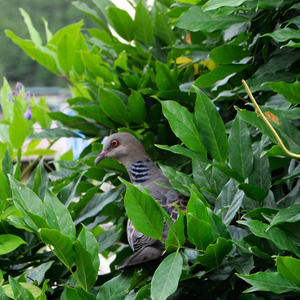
242;79;300;159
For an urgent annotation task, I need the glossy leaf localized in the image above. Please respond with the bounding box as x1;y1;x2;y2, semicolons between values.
276;256;300;286
135;0;153;46
40;228;75;269
96;270;133;300
268;81;300;104
0;234;26;255
99;88;130;126
209;45;251;64
269;204;300;228
194;64;248;88
57;33;75;72
239;220;300;257
215;179;244;226
160;100;206;156
229;114;253;179
20;8;42;46
238;183;267;202
120;178;164;240
128;90;146;124
237;272;300;294
194;86;228;164
156;61;179;91
151;252;183;300
107;7;134;41
7;277;35;300
44;189;76;241
174;6;248;32
5;30;57;74
197;238;231;268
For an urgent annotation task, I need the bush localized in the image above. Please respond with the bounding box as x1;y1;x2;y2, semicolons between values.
2;0;300;299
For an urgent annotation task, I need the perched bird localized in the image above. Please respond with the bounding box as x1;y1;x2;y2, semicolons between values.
94;132;188;269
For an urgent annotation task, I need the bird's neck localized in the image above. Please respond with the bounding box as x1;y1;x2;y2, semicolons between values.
128;159;152;185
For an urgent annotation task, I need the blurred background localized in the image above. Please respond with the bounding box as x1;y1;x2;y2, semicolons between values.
0;0;136;87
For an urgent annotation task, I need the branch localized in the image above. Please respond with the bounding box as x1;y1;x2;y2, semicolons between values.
242;79;300;159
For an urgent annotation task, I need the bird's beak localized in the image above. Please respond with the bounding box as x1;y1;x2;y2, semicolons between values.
94;150;110;165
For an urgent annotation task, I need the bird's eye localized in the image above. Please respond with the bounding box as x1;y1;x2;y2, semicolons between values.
111;139;119;148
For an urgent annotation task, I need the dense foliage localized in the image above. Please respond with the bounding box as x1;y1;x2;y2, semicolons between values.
1;0;300;299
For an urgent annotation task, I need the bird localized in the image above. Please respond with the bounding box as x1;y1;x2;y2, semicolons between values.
94;132;188;269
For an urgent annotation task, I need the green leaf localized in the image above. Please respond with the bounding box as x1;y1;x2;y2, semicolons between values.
135;0;153;46
8;277;35;300
187;190;209;222
237;272;300;294
248;143;271;193
72;1;111;34
194;86;228;164
276;256;300;286
77;225;100;275
24;262;53;286
74;240;98;291
31;97;52;129
96;270;133;300
19;8;42;46
165;207;186;250
0;234;26;255
0;77;14;122
97;230;122;253
28;128;81;139
120;178;164;240
151;252;183;300
197;237;231;268
107;7;134;42
156;61;179;91
209;45;251;64
8;106;30;149
9;175;48;231
269;204;300;228
44;189;76;241
207;209;231;240
215;179;244;226
128;90;146;124
0;171;10;201
155;144;210;164
194;64;248;88
187;217;214;250
154;13;176;45
72;105;115;129
174;6;248;32
263;28;300;42
42;17;53;42
238;220;300;257
238;183;267;202
57;33;75;72
5;30;57;74
229;114;253;179
203;0;249;11
48;20;83;46
99;88;130;126
160;100;207;156
40;228;75;269
81;51;113;82
159;164;194;196
74;286;97;300
212;163;244;183
267;81;300;104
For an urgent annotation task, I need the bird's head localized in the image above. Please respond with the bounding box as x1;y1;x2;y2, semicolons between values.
94;132;148;168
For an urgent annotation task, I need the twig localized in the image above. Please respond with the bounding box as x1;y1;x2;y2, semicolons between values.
242;79;300;159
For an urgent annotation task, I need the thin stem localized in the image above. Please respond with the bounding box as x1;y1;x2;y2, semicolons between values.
20;139;58;180
242;79;300;159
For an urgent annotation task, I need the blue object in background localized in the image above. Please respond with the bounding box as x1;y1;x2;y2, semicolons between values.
67;109;90;159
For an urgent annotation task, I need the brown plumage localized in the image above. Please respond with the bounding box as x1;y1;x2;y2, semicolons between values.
94;132;188;269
